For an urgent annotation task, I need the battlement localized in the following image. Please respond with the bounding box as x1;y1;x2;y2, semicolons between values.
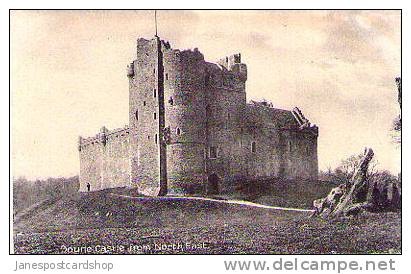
217;53;241;70
78;125;130;151
215;53;247;83
249;99;274;108
80;34;320;194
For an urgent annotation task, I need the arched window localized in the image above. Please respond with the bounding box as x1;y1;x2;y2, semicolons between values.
251;141;256;153
176;127;181;135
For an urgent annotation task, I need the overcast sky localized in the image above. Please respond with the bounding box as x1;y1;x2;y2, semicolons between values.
11;10;401;180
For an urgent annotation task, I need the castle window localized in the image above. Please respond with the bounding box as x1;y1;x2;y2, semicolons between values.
153;68;156;74
155;134;158;144
226;113;231;129
176;127;181;135
153;88;156;98
165;73;169;80
169;97;174;106
209;146;218;159
206;105;211;117
251;141;256;153
205;74;210;86
154;112;157;120
135;109;138;120
143;101;146;106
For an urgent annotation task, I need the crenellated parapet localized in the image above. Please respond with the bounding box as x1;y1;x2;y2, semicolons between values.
78;125;130;151
80;34;320;194
126;62;134;78
217;53;247;82
204;62;247;92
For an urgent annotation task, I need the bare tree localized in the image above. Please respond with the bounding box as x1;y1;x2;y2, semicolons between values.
332;153;378;184
392;77;401;143
313;148;401;218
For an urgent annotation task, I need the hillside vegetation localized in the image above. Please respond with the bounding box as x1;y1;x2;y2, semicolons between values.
13;189;400;254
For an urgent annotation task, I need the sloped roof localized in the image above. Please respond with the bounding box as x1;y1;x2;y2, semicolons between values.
243;102;299;129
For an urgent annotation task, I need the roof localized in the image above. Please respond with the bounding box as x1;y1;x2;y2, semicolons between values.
243;102;299;129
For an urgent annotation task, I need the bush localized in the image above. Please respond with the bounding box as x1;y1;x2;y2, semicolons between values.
13;176;79;215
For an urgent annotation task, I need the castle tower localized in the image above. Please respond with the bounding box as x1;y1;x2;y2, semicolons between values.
128;36;167;196
128;36;209;195
162;47;208;194
80;35;318;195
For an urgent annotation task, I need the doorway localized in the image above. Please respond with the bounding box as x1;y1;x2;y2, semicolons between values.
207;173;220;195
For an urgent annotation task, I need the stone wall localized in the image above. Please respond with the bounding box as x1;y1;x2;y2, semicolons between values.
79;36;319;196
128;37;162;195
163;47;208;194
79;126;130;192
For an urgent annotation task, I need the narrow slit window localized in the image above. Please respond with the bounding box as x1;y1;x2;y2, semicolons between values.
165;73;169;80
251;141;256;153
135;109;138;120
153;88;156;98
143;101;146;106
154;112;157;120
155;134;158;144
176;127;181;135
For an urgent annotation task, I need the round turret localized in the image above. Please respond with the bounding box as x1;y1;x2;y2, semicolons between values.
99;126;108;145
163;49;207;194
127;62;134;77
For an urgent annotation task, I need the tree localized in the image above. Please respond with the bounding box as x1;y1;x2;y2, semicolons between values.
392;77;401;143
331;152;378;185
313;148;400;218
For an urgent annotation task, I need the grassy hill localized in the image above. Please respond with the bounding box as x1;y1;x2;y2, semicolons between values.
13;189;401;254
220;178;338;208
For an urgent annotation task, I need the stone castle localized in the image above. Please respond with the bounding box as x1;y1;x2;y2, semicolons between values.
78;35;319;196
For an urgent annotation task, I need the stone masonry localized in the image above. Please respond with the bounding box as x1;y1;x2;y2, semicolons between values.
78;36;319;195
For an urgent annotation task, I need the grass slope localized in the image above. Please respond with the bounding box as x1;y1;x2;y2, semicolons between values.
13;190;401;254
221;178;338;208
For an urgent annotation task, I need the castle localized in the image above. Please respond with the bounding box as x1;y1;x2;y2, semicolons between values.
78;36;319;196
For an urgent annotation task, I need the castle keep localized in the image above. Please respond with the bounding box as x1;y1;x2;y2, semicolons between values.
78;36;319;196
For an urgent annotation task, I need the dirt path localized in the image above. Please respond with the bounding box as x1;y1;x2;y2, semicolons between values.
110;193;314;213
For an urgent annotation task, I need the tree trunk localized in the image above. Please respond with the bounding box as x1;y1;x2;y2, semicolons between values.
314;148;376;218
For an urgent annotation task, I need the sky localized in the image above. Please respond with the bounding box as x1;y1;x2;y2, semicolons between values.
10;10;401;180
